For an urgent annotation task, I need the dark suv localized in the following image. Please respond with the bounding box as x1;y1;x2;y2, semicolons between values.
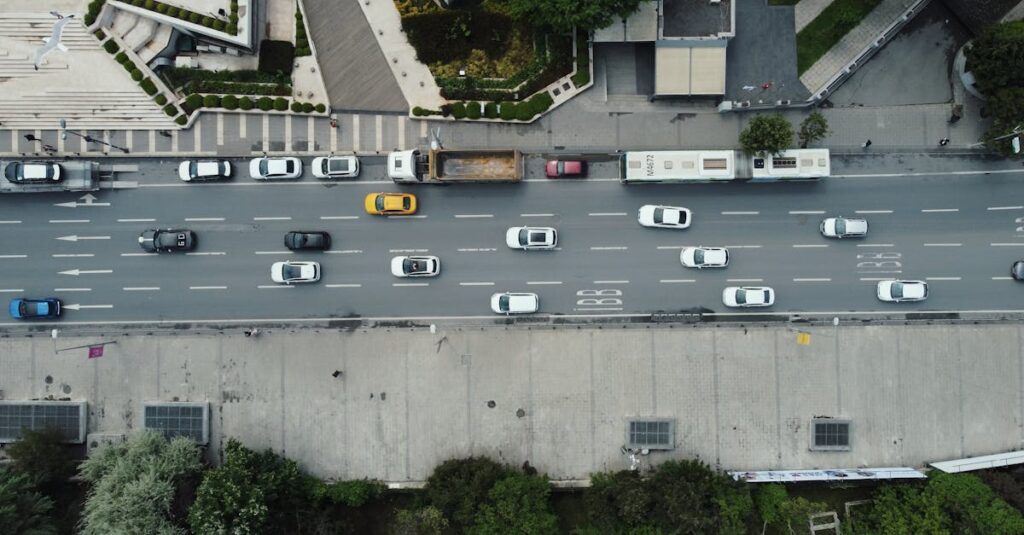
284;231;331;251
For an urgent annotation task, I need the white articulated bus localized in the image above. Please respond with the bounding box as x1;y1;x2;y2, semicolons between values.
620;149;830;183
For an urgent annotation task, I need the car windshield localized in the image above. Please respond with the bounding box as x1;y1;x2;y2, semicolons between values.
891;282;904;298
321;160;331;174
403;197;411;209
835;219;846;234
499;295;510;311
189;162;199;175
735;290;747;304
283;265;300;279
519;229;529;244
3;163;18;180
259;160;269;174
285;160;294;173
18;302;30;315
653;208;664;224
693;249;705;263
557;161;565;174
375;196;385;211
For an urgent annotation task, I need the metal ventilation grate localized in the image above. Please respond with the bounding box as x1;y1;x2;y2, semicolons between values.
143;402;209;444
626;418;675;450
811;418;851;451
0;401;87;443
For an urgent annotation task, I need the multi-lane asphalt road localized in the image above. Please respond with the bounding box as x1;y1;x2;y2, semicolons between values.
1;153;1024;323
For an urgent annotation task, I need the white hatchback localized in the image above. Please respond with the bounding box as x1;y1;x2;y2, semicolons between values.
722;286;775;308
490;292;539;314
178;160;231;181
390;255;440;277
270;261;320;284
249;157;302;179
680;246;729;268
311;155;360;178
638;205;691;229
820;217;868;238
506;227;557;250
876;280;928;302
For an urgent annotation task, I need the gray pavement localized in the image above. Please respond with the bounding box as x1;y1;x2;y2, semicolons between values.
1;153;1024;324
725;0;809;103
2;322;1021;482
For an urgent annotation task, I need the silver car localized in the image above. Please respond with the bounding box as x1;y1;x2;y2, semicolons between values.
722;286;775;308
249;157;302;179
820;217;868;238
876;280;927;302
178;160;231;181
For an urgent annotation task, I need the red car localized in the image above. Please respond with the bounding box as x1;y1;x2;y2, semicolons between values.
545;159;587;178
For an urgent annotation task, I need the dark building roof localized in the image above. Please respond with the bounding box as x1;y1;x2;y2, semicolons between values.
942;0;1020;35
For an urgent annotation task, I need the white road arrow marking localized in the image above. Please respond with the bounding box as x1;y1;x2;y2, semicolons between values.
54;193;111;208
63;303;114;310
59;269;113;276
56;235;111;242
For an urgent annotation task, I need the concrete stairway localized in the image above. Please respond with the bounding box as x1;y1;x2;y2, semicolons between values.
0;90;176;130
0;13;96;50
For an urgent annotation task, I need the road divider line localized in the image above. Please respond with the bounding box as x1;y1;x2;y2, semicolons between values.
257;285;294;289
53;253;94;258
588;212;627;217
123;287;160;291
117;218;156;222
988;206;1023;211
856;243;894;247
54;287;91;292
920;208;958;213
923;243;961;247
457;248;497;252
253;216;292;221
184;217;225;222
520;213;554;217
49;219;89;223
59;269;111;275
64;304;113;310
140;180;394;188
792;244;828;248
454;214;493;219
325;250;363;254
0;254;27;258
859;277;889;281
660;279;695;283
721;211;759;215
389;249;429;253
460;282;494;286
0;220;21;224
0;288;24;293
854;210;893;214
393;283;429;287
120;253;158;257
189;286;227;290
185;252;226;256
656;245;684;250
388;215;428;219
724;245;762;249
727;278;763;282
590;246;628;251
794;278;832;282
527;281;562;285
254;251;293;255
991;243;1024;247
992;276;1013;280
926;277;962;281
594;280;629;284
788;210;825;215
573;307;624;311
320;216;359;220
326;283;362;288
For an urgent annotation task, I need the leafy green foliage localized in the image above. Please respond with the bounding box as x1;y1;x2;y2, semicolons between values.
202;94;221;108
5;428;76;488
239;96;254;110
163;104;179;116
77;430;201;535
451;102;467;119
739;113;794;156
966;21;1024;156
315;103;326;113
466;101;482;119
424;457;513;531
0;465;57;535
401;12;513;65
154;93;167;105
221;94;238;110
274;97;288;111
469;472;559;535
484;102;498;119
393;506;449;535
187;439;308;535
308;478;386;507
291;101;303;112
257;96;274;111
258;40;295;76
504;0;645;31
798;111;831;147
796;0;883;74
499;102;517;121
294;7;311;56
140;78;158;95
102;40;119;54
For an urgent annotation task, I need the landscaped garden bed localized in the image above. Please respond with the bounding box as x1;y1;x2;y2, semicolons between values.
796;0;883;74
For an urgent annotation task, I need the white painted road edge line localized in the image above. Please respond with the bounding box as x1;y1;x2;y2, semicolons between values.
992;276;1013;280
454;214;493;219
724;245;762;249
320;215;359;220
590;246;628;251
390;249;429;253
788;210;825;215
393;283;429;287
859;277;889;281
920;208;958;213
656;245;684;250
254;251;294;255
186;252;226;256
659;279;695;283
189;286;227;290
854;210;894;214
988;206;1024;211
253;216;292;221
793;278;832;282
726;278;764;282
721;211;759;215
325;250;363;254
520;213;554;217
120;253;158;257
457;248;497;252
53;254;94;258
527;281;562;285
923;243;962;247
594;280;629;284
0;220;21;224
991;243;1024;247
0;288;24;293
54;287;91;291
0;254;27;258
326;284;363;288
926;277;962;281
184;217;225;222
588;212;627;216
257;285;294;289
388;215;428;219
123;287;160;291
460;282;495;286
792;244;828;248
49;219;89;223
856;243;894;248
117;218;156;222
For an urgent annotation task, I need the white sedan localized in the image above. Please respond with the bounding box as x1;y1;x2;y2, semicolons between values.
506;227;557;250
722;286;775;308
680;246;729;268
178;160;231;181
270;261;320;284
876;280;928;302
311;155;360;178
390;255;440;277
490;292;539;314
638;205;691;229
249;157;302;179
820;217;868;238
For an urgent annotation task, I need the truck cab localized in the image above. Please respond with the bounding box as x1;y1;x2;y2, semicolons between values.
388;150;428;183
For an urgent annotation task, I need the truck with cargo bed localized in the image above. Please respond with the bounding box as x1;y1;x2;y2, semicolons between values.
388;149;523;184
0;160;99;193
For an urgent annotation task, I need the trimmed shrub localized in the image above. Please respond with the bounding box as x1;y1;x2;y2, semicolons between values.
102;40;119;54
163;104;178;116
222;95;238;110
213;20;225;32
115;52;127;64
466;101;481;120
273;97;288;111
451;102;467;119
256;96;273;111
122;60;134;72
499;102;516;121
94;30;106;39
140;78;157;95
412;106;426;116
189;12;201;23
484;102;498;119
315;103;326;113
185;93;203;110
301;102;315;113
130;68;143;81
201;16;214;27
258;40;295;75
154;94;167;106
291;101;303;112
227;23;237;35
176;115;187;125
132;0;144;6
202;94;221;108
155;3;167;13
144;0;155;9
516;104;535;121
84;13;96;25
239;96;253;110
571;69;590;88
165;7;178;17
439;103;452;117
529;92;554;114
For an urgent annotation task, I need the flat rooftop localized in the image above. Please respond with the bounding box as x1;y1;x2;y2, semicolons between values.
663;0;733;38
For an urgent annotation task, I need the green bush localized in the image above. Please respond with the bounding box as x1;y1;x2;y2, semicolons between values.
130;68;143;81
499;102;516;121
315;103;326;113
176;115;187;125
144;0;155;9
221;94;238;110
153;94;166;106
258;40;295;75
291;101;303;112
529;92;554;113
484;102;498;119
400;11;512;64
202;94;220;107
140;78;157;95
177;10;188;20
451;101;467;119
273;97;288;111
466;101;481;119
132;0;144;6
301;102;315;113
257;96;273;111
115;52;127;63
239;96;254;110
94;30;106;39
227;23;238;34
155;3;167;13
165;6;178;17
201;16;214;27
213;20;225;31
571;69;590;88
163;104;178;116
412;106;427;116
515;103;535;121
102;40;119;54
84;13;96;25
185;93;203;110
189;12;201;23
121;59;134;72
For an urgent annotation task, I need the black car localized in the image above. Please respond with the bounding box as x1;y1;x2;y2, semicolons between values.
284;231;331;251
1013;261;1024;281
138;229;196;252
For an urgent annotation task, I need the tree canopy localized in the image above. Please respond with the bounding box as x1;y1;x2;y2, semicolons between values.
424;456;513;530
739;113;794;156
470;472;559;535
798;111;831;148
0;465;57;535
504;0;646;31
964;20;1024;155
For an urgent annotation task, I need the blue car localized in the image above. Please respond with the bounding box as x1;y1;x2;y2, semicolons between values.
9;298;62;319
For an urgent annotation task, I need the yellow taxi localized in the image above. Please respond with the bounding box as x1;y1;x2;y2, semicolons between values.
364;192;417;215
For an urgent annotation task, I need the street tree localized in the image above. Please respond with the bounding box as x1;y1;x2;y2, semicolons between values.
77;430;202;535
470;472;559;535
392;506;449;535
798;111;831;148
424;457;513;530
5;427;76;488
964;21;1024;155
504;0;645;31
739;113;794;156
0;465;57;535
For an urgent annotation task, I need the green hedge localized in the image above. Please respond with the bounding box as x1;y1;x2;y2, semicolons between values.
290;101;303;112
94;30;106;39
163;104;178;116
222;95;238;110
154;94;167;106
185;94;203;111
130;69;143;81
295;9;311;57
315;103;326;113
115;52;127;64
102;40;119;54
466;101;481;120
401;12;513;64
258;40;295;76
202;94;221;108
239;96;253;110
301;102;315;113
257;96;273;111
273;97;288;111
499;102;516;121
484;102;498;119
451;102;467;119
515;104;535;121
140;78;157;95
183;80;291;96
175;115;187;125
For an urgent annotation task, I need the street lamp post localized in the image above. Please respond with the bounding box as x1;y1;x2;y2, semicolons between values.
58;118;129;154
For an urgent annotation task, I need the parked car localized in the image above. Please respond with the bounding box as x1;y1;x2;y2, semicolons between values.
490;292;539;314
876;280;928;302
4;161;61;183
722;286;775;308
271;261;320;284
391;256;440;277
505;226;557;250
364;192;417;215
178;160;231;181
638;205;691;229
312;155;360;178
138;229;196;253
820;217;868;238
284;231;331;251
545;159;587;178
9;297;61;319
249;157;301;179
1012;261;1024;281
680;246;729;268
